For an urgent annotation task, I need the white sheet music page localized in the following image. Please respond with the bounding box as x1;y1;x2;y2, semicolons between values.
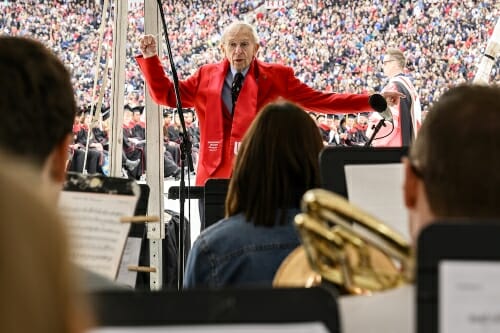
440;261;500;333
59;192;136;280
89;322;329;333
116;237;142;288
344;163;408;241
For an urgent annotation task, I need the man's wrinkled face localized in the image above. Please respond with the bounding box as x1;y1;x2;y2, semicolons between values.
221;27;259;72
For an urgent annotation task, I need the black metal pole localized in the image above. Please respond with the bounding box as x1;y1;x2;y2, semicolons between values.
155;0;194;290
365;118;386;147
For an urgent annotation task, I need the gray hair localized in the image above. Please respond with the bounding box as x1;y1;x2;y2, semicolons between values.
221;21;259;45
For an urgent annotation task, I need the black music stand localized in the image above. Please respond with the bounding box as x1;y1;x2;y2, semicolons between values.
417;220;500;333
319;146;408;198
63;172;139;196
91;287;340;332
167;185;204;200
62;172;141;286
204;178;230;229
128;183;150;238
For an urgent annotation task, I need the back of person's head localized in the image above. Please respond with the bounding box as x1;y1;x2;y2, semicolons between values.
0;36;76;166
0;153;90;333
226;101;324;226
409;84;500;218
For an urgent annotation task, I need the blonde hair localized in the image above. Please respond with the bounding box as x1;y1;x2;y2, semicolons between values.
385;48;406;68
0;153;90;333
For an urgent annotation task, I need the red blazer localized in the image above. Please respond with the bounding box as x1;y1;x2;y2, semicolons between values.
136;55;373;186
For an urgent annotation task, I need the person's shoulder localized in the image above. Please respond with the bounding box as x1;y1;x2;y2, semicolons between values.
255;59;291;73
195;214;250;247
391;75;413;87
200;62;220;70
388;77;409;93
199;59;227;73
200;214;246;238
189;217;230;256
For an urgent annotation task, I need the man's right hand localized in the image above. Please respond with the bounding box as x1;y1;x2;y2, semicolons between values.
139;34;157;58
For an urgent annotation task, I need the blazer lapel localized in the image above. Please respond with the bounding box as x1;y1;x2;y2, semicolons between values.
253;59;273;103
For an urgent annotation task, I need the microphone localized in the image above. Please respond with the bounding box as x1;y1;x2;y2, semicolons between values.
369;93;393;122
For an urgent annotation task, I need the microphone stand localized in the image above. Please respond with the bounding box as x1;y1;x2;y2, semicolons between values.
365;118;387;147
156;0;195;290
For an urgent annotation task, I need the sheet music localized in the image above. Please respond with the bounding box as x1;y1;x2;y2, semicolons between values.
339;285;414;333
59;192;136;280
89;322;329;333
116;237;142;288
440;261;500;333
344;163;409;241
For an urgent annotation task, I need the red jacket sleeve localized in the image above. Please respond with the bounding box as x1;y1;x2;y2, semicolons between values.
281;65;372;114
135;55;198;108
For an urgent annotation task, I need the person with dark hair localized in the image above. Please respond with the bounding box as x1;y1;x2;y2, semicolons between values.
183;100;324;288
0;36;122;292
69;110;105;174
162;110;181;165
0;36;76;174
326;115;341;146
404;84;500;242
316;114;330;144
122;105;145;179
181;108;200;169
137;21;393;188
0;36;95;332
339;84;500;333
131;105;146;140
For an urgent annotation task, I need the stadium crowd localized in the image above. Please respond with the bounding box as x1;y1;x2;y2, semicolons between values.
1;0;498;111
0;0;498;175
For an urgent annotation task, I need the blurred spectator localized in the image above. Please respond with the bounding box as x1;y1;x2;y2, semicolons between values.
0;153;92;333
369;48;422;147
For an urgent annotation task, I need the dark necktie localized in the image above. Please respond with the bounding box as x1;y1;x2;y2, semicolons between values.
231;72;244;112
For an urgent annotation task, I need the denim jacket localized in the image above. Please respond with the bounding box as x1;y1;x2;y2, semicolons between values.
183;209;301;288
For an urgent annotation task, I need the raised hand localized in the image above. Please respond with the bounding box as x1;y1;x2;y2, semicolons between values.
139;34;157;59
